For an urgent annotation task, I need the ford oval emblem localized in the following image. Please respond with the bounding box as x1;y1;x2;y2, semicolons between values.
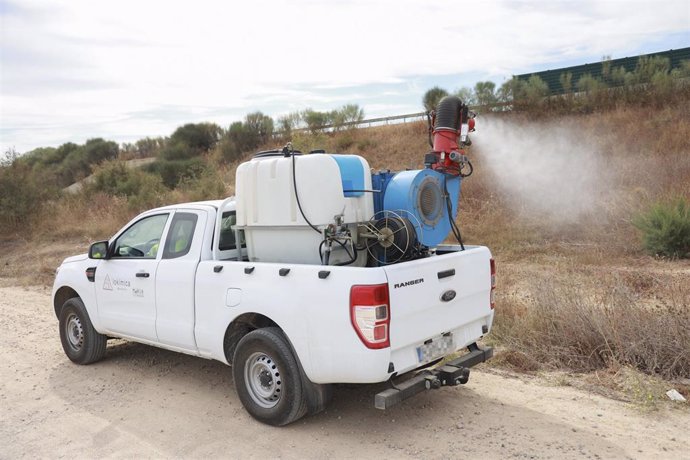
441;290;456;302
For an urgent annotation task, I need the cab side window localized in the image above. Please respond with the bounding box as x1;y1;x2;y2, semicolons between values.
111;214;169;259
163;213;198;259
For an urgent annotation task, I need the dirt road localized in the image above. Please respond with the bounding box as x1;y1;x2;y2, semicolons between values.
1;285;687;459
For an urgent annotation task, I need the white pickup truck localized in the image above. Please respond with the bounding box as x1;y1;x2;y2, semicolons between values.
52;197;495;426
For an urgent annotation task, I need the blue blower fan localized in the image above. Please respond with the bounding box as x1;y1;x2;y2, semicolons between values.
371;169;461;248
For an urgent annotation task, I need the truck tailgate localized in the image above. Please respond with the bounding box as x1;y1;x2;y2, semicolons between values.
383;245;493;372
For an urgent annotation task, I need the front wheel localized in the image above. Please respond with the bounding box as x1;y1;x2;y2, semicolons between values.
58;297;107;364
232;327;308;426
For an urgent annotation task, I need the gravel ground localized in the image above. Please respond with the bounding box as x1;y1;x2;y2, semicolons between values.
1;285;688;459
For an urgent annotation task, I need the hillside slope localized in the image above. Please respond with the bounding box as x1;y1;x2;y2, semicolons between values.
1;105;689;390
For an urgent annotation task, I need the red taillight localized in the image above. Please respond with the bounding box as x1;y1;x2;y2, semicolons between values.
490;258;496;309
350;283;390;349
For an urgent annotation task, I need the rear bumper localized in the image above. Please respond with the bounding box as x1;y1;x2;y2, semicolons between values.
374;343;493;410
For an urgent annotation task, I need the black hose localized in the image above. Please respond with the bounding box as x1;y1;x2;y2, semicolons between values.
335;239;358;266
434;96;464;131
426;111;434;148
443;175;465;250
319;237;358;266
319;239;329;265
460;160;474;178
292;152;322;234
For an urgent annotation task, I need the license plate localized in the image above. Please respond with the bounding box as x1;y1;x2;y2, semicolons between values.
416;333;454;363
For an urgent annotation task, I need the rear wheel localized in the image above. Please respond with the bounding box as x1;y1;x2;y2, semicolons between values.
58;297;107;364
232;327;308;426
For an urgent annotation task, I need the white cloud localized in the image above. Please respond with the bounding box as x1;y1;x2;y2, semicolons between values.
1;0;688;152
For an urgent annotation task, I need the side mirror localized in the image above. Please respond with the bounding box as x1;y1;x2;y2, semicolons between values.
89;241;109;260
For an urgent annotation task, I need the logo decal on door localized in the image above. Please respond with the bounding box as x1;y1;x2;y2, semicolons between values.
103;275;113;291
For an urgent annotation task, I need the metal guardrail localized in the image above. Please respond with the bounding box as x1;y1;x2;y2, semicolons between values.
275;102;511;135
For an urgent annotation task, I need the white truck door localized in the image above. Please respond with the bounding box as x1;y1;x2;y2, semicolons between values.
155;210;207;350
95;213;170;341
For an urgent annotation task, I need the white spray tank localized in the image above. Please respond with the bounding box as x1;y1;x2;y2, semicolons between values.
234;149;374;265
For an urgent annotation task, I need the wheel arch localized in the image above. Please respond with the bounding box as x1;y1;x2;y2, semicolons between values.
223;312;281;365
54;286;80;318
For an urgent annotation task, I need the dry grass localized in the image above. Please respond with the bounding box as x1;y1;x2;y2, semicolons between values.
491;266;690;379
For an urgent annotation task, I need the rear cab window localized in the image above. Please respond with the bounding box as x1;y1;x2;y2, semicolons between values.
219;211;245;251
163;212;199;259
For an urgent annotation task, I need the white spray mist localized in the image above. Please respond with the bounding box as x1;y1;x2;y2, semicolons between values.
473;116;610;223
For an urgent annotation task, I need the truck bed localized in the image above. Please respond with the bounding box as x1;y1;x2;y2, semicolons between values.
194;244;493;384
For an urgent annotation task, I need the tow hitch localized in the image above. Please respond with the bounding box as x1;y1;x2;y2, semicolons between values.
374;343;493;410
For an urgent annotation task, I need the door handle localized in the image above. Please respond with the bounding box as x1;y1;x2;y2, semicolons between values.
136;272;150;278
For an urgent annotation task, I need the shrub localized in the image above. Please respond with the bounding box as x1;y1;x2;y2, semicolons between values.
159;141;195;161
88;160;168;211
177;169;227;202
335;133;355;151
145;158;207;189
227;121;258;153
169;123;221;153
217;137;242;163
634;198;690;258
0;151;56;231
492;274;690;379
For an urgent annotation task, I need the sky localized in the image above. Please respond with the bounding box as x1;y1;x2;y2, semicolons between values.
1;0;689;154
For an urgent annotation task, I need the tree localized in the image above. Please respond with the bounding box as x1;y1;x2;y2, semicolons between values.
497;79;516;103
576;74;607;93
170;123;221;153
227;121;257;153
83;138;119;165
338;104;364;124
474;81;497;107
559;72;573;94
632;56;671;84
135;137;165;158
521;75;550;103
244;112;274;144
455;87;476;106
422;86;449;111
301;109;331;133
276;112;302;135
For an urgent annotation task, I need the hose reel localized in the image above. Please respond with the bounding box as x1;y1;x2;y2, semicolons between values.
359;210;420;265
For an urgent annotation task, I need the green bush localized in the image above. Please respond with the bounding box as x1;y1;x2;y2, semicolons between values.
634;198;690;258
159;141;195;161
89;161;167;211
145;158;207;188
91;161;162;196
178;169;227;202
169;123;221;153
0;152;57;231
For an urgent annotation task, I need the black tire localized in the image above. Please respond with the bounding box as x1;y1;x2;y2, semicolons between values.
232;327;308;426
58;297;107;365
